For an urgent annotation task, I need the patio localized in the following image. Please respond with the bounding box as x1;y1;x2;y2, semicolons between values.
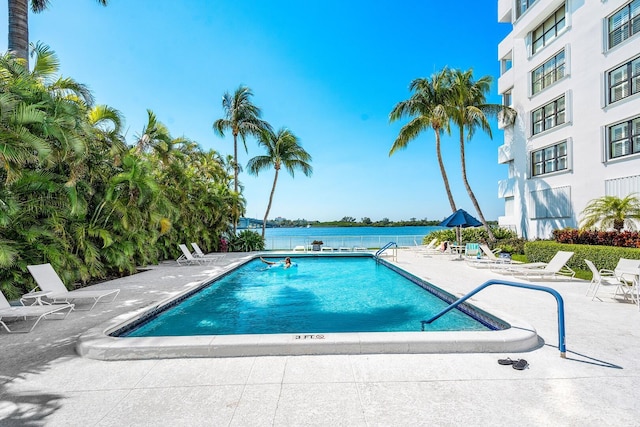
1;251;638;425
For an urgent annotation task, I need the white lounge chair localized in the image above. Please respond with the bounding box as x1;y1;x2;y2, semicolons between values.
0;291;74;333
467;244;510;269
27;263;120;311
411;238;438;252
584;259;627;301
508;251;575;280
177;244;215;266
190;243;226;263
611;258;640;302
293;245;306;252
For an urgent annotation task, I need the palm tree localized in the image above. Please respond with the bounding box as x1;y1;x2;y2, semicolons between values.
580;194;640;231
448;68;516;242
213;85;270;232
8;0;108;69
389;68;457;213
247;128;312;237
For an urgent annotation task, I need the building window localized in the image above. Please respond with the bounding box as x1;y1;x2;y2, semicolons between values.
608;0;640;49
531;141;568;176
532;50;565;95
529;186;571;219
608;116;640;159
532;96;565;135
503;90;512;107
501;51;513;75
532;5;566;55
608;57;640;103
517;0;538;19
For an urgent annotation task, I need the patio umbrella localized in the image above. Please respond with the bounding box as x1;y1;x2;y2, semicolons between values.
439;209;482;244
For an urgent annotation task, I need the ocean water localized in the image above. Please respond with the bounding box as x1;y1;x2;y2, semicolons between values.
261;226;444;250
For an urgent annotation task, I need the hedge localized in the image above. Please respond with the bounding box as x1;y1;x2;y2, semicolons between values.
524;241;640;271
552;229;640;248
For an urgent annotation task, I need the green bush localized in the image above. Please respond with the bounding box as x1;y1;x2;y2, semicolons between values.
524;240;640;271
423;227;522;253
229;230;265;252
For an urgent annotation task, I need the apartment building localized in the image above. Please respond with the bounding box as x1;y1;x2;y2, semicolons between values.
496;0;640;239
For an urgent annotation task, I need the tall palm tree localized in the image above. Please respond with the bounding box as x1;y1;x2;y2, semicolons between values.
580;194;640;231
213;85;270;232
389;68;457;213
8;0;108;69
448;69;516;242
247;128;312;237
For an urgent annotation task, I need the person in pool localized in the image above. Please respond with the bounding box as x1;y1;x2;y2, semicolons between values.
260;256;293;269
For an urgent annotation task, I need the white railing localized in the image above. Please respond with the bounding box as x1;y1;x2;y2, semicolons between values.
264;235;428;251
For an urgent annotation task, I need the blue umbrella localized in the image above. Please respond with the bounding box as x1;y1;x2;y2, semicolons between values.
439;209;482;228
440;209;482;251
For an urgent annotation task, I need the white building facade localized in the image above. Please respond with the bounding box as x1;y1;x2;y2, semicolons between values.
496;0;640;239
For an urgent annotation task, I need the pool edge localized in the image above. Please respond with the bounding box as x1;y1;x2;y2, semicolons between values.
76;254;542;360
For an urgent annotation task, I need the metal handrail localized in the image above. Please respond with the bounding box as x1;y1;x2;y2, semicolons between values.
375;242;397;259
421;279;567;358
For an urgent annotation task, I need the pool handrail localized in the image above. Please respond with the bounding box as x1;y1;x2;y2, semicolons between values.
375;242;397;260
421;279;567;358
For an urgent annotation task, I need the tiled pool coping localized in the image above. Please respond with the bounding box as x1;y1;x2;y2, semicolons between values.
76;254;540;360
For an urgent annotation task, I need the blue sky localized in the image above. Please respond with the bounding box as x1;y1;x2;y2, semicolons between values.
1;1;511;222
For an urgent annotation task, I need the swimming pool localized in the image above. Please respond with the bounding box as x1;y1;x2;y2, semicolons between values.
119;256;494;337
76;254;540;359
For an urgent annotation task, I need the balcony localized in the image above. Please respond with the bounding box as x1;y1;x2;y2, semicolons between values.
497;67;514;96
498;178;517;199
498;144;514;164
498;0;512;23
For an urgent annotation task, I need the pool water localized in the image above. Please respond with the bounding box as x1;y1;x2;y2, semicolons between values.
122;256;492;337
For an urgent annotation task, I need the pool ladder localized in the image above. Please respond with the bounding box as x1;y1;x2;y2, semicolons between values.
375;242;397;262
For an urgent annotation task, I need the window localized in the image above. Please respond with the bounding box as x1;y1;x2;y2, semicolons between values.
529;186;571;219
517;0;538;19
532;96;565;135
503;90;512;107
608;57;640;103
608;0;640;49
532;5;566;55
501;51;513;75
608;116;640;159
532;50;565;95
531;141;568;176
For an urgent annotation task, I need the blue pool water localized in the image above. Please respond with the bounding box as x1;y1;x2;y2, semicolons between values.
121;256;495;337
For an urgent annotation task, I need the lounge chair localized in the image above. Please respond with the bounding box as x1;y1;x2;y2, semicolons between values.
293;245;306;252
0;291;74;333
464;243;480;258
412;238;438;252
611;258;640;302
584;259;627;301
190;243;226;263
27;263;120;311
177;244;216;266
467;244;511;269
508;251;575;280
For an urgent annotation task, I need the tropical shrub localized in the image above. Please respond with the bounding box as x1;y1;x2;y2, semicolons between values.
229;230;265;252
553;228;640;248
423;227;522;252
0;47;238;299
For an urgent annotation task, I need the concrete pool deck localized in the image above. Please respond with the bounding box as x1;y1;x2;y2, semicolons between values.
1;250;639;425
